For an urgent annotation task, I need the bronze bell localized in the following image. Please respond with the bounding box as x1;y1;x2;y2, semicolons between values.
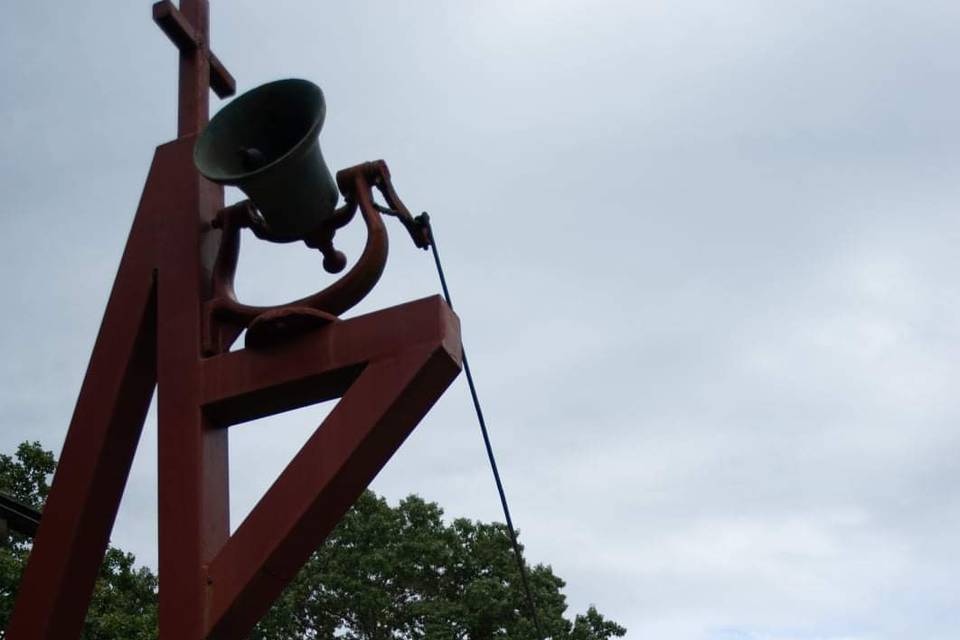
193;78;339;241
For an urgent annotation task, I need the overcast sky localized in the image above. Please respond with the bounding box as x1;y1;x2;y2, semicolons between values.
3;1;960;638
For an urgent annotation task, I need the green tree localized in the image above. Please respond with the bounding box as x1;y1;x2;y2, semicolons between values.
254;492;625;640
0;443;625;640
0;441;56;635
0;442;158;640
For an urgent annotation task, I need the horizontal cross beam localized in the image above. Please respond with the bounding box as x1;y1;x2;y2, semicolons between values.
201;296;461;425
153;0;236;99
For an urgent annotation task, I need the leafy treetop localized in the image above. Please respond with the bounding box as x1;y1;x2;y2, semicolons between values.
0;442;625;640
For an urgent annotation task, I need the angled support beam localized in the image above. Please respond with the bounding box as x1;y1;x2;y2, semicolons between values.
5;148;166;639
7;136;229;640
204;302;461;638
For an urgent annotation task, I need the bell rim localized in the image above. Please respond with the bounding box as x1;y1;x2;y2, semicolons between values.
193;78;327;184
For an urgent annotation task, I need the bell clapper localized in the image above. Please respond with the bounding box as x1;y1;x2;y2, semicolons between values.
302;223;348;274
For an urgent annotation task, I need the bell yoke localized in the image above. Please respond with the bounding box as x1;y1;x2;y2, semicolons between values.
196;78;434;350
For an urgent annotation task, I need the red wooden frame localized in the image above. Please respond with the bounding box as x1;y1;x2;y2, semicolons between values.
6;3;461;638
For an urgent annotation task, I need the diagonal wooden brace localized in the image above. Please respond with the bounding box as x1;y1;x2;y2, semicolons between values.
203;298;461;638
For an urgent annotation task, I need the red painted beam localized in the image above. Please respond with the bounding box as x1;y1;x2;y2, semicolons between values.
205;330;461;638
201;296;460;425
153;137;229;640
5;147;168;640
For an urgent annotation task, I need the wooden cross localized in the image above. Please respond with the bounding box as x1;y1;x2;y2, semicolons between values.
153;0;236;137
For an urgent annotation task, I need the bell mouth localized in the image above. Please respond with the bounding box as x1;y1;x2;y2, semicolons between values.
194;78;326;184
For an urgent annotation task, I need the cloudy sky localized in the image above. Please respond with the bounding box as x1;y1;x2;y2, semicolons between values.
3;1;960;638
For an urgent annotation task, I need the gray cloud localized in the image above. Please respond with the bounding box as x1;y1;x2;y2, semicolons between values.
3;1;960;638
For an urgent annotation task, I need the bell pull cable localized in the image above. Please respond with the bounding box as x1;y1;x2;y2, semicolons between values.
414;212;547;640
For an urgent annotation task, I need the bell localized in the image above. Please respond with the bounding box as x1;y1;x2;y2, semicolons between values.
194;78;339;241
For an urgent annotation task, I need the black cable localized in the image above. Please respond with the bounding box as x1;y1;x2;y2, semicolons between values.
419;213;546;640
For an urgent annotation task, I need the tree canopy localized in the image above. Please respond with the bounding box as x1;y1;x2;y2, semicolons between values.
0;442;625;639
0;442;158;640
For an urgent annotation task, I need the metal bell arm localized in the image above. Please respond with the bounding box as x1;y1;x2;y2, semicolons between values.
203;160;418;355
366;160;431;249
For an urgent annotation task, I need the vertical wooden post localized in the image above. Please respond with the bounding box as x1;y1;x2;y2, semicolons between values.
154;138;227;640
177;0;211;137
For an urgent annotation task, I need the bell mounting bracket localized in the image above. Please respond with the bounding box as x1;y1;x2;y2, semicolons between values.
204;159;432;353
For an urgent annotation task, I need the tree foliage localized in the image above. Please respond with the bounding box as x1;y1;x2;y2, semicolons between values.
0;442;158;640
0;441;55;635
0;443;625;639
254;493;625;640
